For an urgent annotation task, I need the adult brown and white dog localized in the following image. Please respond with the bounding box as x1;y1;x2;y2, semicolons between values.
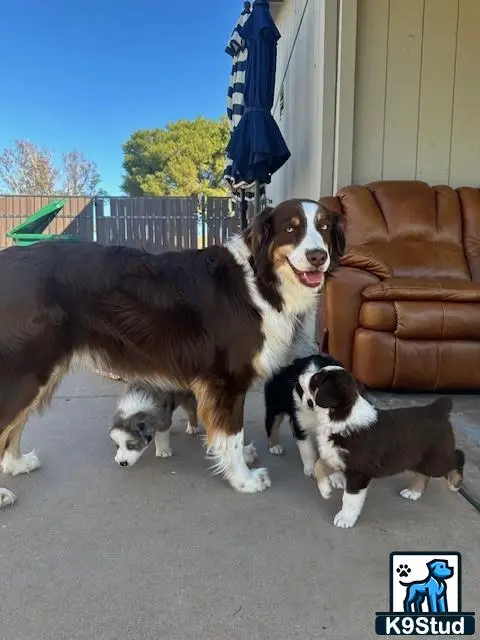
0;199;345;507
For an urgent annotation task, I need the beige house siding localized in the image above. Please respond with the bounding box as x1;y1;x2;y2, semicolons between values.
353;0;480;187
269;0;480;203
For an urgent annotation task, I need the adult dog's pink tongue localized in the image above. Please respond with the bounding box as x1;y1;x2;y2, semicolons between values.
300;270;324;287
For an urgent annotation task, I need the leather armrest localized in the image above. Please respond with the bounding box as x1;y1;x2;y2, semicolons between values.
324;266;381;370
340;246;391;280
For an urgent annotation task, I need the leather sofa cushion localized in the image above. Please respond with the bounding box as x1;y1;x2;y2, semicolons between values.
363;278;480;302
350;241;470;280
352;331;480;390
360;300;480;340
458;187;480;281
334;182;473;280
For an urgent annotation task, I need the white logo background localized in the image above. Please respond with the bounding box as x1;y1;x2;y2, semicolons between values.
391;552;459;613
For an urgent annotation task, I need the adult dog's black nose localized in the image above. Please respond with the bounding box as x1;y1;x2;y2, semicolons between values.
119;460;128;467
305;249;327;268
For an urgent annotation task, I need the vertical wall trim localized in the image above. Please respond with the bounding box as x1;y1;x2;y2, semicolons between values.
333;0;358;193
318;0;339;197
448;1;461;184
380;0;391;179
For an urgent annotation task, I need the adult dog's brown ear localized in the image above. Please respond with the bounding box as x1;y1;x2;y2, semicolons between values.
244;206;276;279
244;206;282;309
327;211;346;275
244;206;275;256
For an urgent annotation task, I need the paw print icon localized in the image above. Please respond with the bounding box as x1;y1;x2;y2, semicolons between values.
396;564;411;579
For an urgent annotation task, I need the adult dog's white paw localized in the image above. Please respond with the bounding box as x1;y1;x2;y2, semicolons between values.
329;471;346;489
243;442;258;466
0;488;16;508
185;422;199;435
269;444;284;456
317;478;332;499
1;450;41;476
400;488;422;501
156;448;173;459
333;509;358;528
303;464;315;477
233;468;271;494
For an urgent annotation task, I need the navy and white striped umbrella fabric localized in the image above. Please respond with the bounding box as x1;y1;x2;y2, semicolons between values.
224;3;263;203
224;0;290;209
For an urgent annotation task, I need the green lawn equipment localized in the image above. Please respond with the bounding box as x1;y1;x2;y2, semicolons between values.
6;198;81;246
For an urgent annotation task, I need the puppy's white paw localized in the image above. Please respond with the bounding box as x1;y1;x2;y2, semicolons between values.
233;468;271;494
269;444;284;456
317;478;332;499
400;488;422;501
333;509;358;528
1;450;41;476
156;448;173;459
329;471;346;489
0;488;16;508
243;442;258;465
303;464;315;477
185;422;199;435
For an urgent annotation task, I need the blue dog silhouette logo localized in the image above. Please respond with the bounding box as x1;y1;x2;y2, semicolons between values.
375;552;476;635
399;559;454;613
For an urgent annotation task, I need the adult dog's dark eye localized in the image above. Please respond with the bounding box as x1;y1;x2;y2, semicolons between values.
285;225;294;233
319;223;329;231
137;421;146;430
126;442;135;451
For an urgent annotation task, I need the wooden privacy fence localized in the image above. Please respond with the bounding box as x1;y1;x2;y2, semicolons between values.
0;195;94;247
0;195;253;251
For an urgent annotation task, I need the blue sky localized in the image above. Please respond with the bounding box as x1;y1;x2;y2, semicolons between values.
0;0;242;194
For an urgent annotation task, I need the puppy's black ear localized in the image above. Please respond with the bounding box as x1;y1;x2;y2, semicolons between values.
294;381;304;401
310;372;339;408
134;412;154;443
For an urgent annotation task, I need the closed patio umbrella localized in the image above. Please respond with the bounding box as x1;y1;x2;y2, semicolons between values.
225;0;290;218
224;2;255;228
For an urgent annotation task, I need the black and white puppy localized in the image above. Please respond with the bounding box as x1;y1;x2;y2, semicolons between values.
298;366;465;528
109;382;199;467
263;353;343;476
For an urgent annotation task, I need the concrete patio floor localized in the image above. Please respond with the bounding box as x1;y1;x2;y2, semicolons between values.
1;372;479;640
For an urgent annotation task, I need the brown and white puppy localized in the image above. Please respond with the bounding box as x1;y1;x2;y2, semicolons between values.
0;199;345;507
296;366;465;528
109;382;200;467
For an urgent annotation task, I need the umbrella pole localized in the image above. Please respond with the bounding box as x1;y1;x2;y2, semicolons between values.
254;180;261;215
240;188;248;230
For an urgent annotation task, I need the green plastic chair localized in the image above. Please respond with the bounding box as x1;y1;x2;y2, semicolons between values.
6;198;81;246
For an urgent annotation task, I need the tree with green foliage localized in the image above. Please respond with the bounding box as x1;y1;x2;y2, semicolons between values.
121;117;230;197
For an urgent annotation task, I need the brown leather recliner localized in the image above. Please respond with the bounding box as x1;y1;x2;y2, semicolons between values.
319;180;480;390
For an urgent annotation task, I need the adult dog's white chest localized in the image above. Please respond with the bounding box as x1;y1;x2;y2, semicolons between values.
227;237;317;380
253;306;297;378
